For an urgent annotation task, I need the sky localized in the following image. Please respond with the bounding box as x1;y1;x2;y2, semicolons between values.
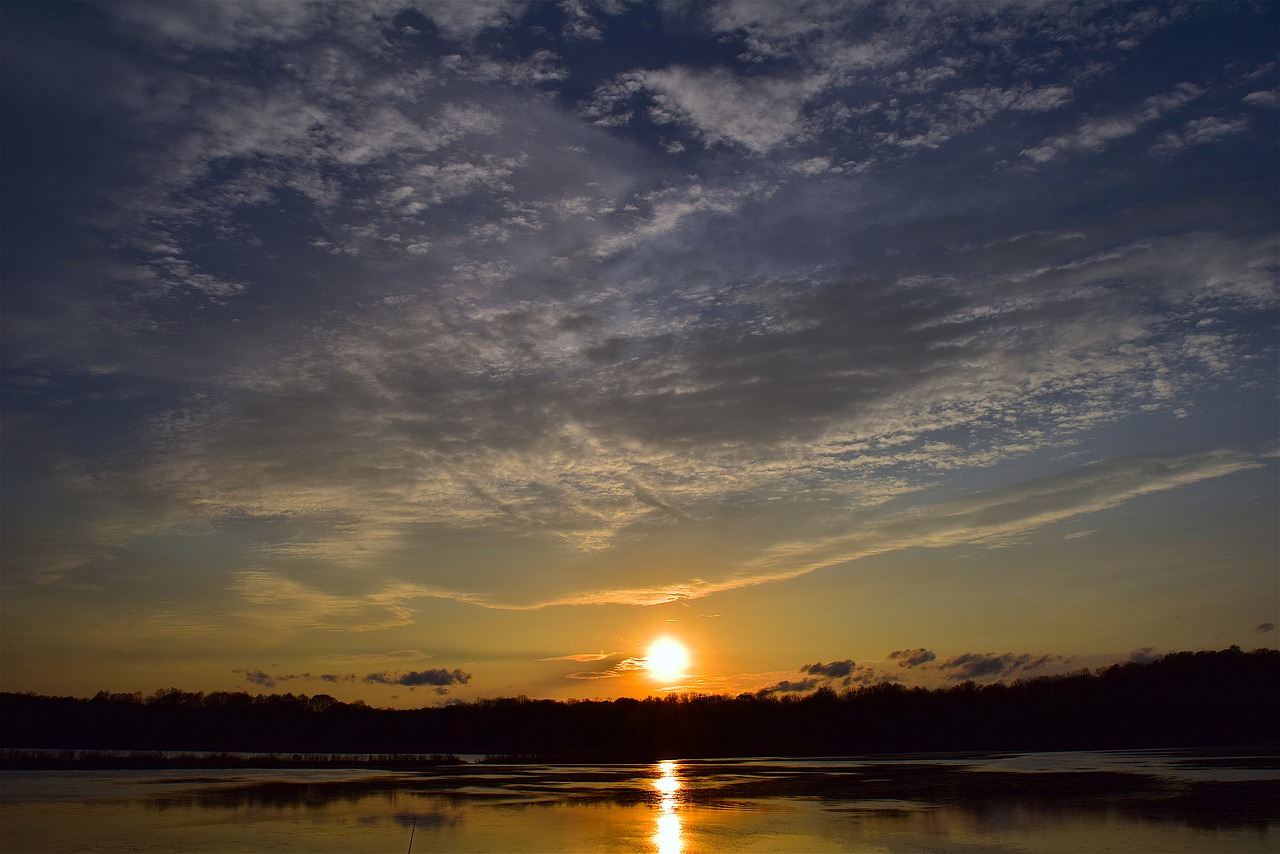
1;0;1277;708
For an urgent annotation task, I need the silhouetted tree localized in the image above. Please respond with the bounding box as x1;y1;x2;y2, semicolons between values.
2;648;1276;762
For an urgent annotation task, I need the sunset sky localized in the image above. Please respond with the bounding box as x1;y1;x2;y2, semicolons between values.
2;1;1276;708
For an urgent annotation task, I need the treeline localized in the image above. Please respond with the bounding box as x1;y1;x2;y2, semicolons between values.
2;648;1276;761
0;749;461;770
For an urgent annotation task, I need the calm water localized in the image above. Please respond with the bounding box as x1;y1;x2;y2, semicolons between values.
2;749;1276;852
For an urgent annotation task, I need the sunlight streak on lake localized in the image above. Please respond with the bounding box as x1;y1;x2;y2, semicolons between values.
652;760;682;853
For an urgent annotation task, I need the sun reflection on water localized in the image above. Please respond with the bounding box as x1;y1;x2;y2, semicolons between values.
652;760;682;854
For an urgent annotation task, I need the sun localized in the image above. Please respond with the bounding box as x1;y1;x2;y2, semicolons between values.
645;637;690;682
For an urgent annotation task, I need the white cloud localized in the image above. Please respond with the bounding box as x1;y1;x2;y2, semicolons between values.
1022;82;1203;163
591;180;770;257
1243;89;1279;109
789;156;834;175
111;2;336;52
641;66;828;153
1180;115;1251;145
412;0;527;42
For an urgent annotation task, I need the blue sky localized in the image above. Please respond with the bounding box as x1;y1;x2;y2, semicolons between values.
2;1;1276;705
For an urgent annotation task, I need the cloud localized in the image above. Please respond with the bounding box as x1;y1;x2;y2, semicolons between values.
416;2;529;42
319;650;432;666
1021;82;1203;163
887;648;937;668
540;652;617;662
1122;647;1161;665
761;658;890;694
12;7;1270;585
800;660;856;679
110;2;341;52
754;646;1081;695
150;445;1267;618
1152;116;1251;155
1256;623;1276;634
133;213;1271;587
234;667;475;690
241;669;279;688
1243;89;1279;109
759;677;822;695
363;668;472;688
639;66;826;153
236;669;356;688
711;449;1264;609
590;180;768;257
564;658;645;680
229;572;487;631
938;652;1062;681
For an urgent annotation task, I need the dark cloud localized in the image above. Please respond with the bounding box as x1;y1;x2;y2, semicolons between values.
1257;623;1276;634
1124;647;1161;665
241;669;278;688
363;669;471;688
238;667;471;691
760;677;822;695
938;652;1062;681
843;666;892;687
800;660;856;679
887;648;937;668
939;653;1014;679
771;660;888;692
237;669;330;688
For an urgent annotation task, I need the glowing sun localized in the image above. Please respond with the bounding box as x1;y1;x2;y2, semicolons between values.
645;638;690;682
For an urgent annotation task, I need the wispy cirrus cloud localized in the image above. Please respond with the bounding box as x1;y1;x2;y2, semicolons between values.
507;448;1264;609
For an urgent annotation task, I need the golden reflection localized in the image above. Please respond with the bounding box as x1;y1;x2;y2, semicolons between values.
651;760;683;854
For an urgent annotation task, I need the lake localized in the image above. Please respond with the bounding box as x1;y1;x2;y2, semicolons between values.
2;748;1276;852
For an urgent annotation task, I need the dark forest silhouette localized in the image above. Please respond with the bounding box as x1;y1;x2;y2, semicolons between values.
3;648;1276;763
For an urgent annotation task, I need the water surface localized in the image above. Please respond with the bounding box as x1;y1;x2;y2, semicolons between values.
2;748;1276;852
